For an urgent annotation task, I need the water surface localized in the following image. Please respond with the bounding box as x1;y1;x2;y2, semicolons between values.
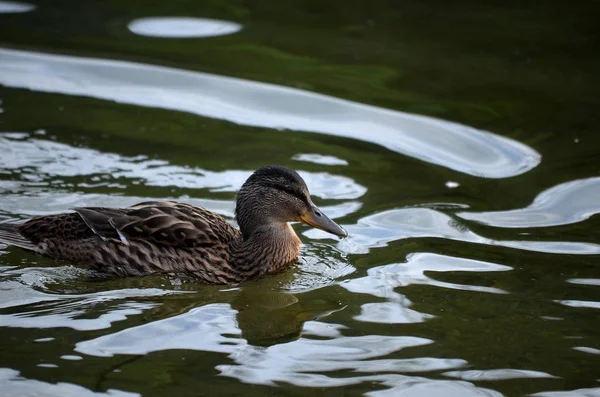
0;1;599;396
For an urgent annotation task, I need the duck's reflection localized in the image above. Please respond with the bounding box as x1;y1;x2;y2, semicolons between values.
74;283;345;356
75;287;471;392
234;286;347;346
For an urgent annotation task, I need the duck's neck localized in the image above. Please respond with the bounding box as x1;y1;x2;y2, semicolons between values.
231;222;301;280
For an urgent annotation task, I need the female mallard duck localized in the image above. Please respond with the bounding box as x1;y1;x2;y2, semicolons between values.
0;165;347;284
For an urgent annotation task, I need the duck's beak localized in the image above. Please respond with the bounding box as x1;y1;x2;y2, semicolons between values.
297;205;348;238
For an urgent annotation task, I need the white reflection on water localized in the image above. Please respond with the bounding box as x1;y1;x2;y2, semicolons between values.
573;346;600;355
0;266;181;330
343;252;510;296
0;298;153;330
128;17;242;38
0;0;34;13
354;302;433;324
60;355;83;361
0;47;540;178
285;243;356;292
292;153;349;166
76;304;428;361
458;177;600;228
531;387;600;397
0;133;366;200
218;337;464;386
74;304;503;395
567;278;600;286
556;300;600;310
364;378;503;397
0;368;138;397
444;369;558;381
340;253;509;324
76;304;242;356
306;207;600;255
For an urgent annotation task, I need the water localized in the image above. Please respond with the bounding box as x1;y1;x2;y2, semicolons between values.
0;1;599;396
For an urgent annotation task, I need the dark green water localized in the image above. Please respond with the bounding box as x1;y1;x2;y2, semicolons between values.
0;1;599;396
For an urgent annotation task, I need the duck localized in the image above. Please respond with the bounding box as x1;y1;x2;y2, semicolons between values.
0;165;347;284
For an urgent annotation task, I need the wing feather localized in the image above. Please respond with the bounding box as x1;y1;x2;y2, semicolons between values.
73;201;239;250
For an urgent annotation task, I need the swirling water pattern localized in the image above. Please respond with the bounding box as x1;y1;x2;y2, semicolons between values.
0;48;540;179
0;3;598;397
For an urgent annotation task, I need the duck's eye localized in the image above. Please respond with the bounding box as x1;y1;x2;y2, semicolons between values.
282;186;295;195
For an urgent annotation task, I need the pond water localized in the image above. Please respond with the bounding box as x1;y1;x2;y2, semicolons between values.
0;1;598;396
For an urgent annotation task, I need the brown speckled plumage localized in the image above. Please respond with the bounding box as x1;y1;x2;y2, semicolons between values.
0;165;347;284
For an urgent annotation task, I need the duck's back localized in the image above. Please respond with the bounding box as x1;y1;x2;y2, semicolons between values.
5;201;242;282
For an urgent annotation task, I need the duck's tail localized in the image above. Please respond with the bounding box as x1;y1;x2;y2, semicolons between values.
0;222;36;251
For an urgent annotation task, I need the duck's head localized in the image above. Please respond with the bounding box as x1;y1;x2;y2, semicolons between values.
235;165;348;240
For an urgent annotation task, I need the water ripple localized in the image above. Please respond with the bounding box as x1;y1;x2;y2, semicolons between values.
556;300;600;310
0;47;540;178
340;253;509;324
0;368;138;397
572;346;600;355
128;17;242;38
0;1;34;13
444;369;558;381
305;207;600;255
364;377;504;397
458;177;600;228
76;304;242;356
0;133;366;200
567;278;600;286
292;153;349;166
531;387;600;397
285;243;356;292
0;266;181;330
354;302;434;324
74;304;499;394
218;339;468;388
342;253;510;297
0;298;157;331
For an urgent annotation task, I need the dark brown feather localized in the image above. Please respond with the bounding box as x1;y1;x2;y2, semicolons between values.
8;201;291;284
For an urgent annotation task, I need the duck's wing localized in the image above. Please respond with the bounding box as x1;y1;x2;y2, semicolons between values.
18;211;114;244
15;201;239;252
74;201;240;249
